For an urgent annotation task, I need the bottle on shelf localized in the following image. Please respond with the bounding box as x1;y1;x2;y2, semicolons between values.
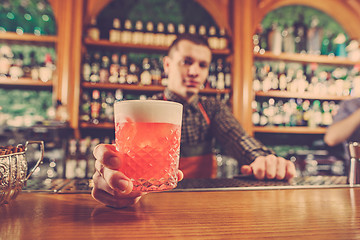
99;55;110;83
89;52;101;83
87;18;100;41
208;26;219;50
90;89;101;124
132;20;144;44
177;23;186;35
143;21;155;45
65;139;78;179
208;61;217;89
105;91;115;122
127;63;139;85
120;19;133;44
224;62;232;89
267;22;282;55
140;57;152;85
109;18;121;42
154;22;166;46
307;16;323;55
79;91;91;123
216;58;225;90
151;58;162;86
198;25;207;37
9;52;24;80
0;45;13;77
188;24;197;35
119;54;128;84
109;53;120;84
166;23;176;46
82;53;91;82
218;27;228;50
293;14;307;54
282;25;295;53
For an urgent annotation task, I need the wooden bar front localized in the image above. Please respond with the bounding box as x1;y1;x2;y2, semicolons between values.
1;187;360;239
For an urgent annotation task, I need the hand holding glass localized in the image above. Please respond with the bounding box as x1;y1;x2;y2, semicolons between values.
114;100;182;192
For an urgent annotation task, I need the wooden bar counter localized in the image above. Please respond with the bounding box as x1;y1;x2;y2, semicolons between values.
1;186;360;239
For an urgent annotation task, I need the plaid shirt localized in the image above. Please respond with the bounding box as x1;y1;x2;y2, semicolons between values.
153;88;275;166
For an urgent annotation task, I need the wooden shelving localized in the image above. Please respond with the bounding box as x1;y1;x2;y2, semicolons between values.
0;32;57;44
254;52;360;66
84;38;231;55
253;126;327;134
82;82;231;94
0;77;53;88
255;90;353;101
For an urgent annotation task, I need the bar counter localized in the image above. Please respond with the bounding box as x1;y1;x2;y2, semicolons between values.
1;183;360;239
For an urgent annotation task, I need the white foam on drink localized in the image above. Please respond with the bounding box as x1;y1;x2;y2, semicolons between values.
114;100;183;125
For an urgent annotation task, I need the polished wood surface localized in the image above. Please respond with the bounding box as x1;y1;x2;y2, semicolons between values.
1;187;360;239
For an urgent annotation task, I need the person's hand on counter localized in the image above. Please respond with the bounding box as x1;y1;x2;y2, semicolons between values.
240;155;296;180
91;144;183;208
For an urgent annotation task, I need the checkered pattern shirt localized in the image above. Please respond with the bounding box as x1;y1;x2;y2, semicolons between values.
153;88;275;166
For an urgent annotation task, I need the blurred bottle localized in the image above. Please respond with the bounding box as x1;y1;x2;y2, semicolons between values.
87;18;100;40
127;63;139;85
121;19;132;44
143;21;154;45
65;139;77;179
166;23;176;46
109;18;121;42
224;62;232;89
293;14;307;54
0;45;13;77
99;55;110;83
307;16;323;55
132;20;144;44
216;58;225;90
82;53;91;82
218;28;228;50
140;57;152;85
154;22;166;46
90;89;101;124
9;52;24;79
208;61;217;89
105;92;115;122
267;23;282;55
109;53;120;83
89;52;100;83
282;25;295;53
119;54;128;84
177;23;186;35
208;26;218;49
79;91;91;122
151;58;162;86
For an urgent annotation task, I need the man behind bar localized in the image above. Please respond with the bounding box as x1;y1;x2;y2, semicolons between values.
91;33;296;208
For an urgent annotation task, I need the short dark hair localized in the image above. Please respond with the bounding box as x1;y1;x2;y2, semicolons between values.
168;33;210;56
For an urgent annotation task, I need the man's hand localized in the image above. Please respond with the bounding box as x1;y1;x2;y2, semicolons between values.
91;144;183;208
240;155;296;180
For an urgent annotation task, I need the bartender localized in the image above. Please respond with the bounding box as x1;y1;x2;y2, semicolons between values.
92;33;296;208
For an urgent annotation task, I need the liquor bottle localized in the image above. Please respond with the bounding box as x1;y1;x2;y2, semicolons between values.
188;24;197;34
321;31;333;56
82;53;91;82
89;52;100;83
252;100;261;126
224;62;231;89
90;89;101;124
321;101;333;126
119;54;128;84
208;62;217;89
208;26;218;49
140;57;152;85
105;92;115;122
132;20;144;44
216;58;225;90
295;99;304;126
109;53;120;83
282;25;295;53
166;23;176;46
120;19;132;44
0;45;12;77
293;14;307;54
307;16;322;55
109;18;121;42
9;52;24;79
143;21;154;45
100;91;107;122
29;51;40;80
151;58;162;86
87;18;100;41
127;63;139;85
177;24;186;35
154;22;166;46
99;55;110;83
79;91;91;122
267;23;282;55
19;0;35;34
218;28;228;50
198;25;207;37
115;89;124;101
